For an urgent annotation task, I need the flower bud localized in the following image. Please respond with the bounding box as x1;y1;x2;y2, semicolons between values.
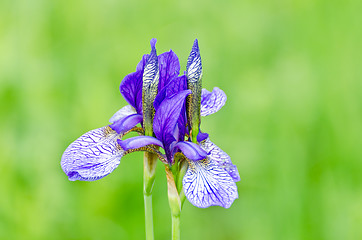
186;39;202;143
142;38;160;136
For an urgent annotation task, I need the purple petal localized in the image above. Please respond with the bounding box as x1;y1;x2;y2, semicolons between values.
109;114;143;134
136;54;150;72
109;105;137;124
154;75;187;111
158;50;180;91
197;131;209;142
61;126;123;181
117;136;163;151
173;141;207;161
200;87;227;116
120;71;143;113
153;90;191;148
183;158;238;208
200;138;240;182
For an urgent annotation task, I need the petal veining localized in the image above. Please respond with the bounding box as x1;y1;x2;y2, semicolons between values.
61;126;123;181
200;138;240;182
200;87;227;116
183;158;238;208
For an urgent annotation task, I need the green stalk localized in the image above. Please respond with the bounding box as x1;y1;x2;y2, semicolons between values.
172;214;180;240
143;151;157;240
144;194;154;240
165;166;182;240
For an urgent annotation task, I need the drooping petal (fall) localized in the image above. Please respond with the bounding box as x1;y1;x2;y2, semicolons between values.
109;113;143;134
200;138;240;182
183;158;238;208
109;105;137;124
200;87;227;117
61;126;123;181
117;136;163;151
173;141;207;161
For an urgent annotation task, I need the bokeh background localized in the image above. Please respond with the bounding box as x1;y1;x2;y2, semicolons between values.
1;0;362;239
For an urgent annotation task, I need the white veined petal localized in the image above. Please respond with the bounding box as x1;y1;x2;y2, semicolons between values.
61;126;124;181
183;158;238;208
200;138;240;182
200;87;227;116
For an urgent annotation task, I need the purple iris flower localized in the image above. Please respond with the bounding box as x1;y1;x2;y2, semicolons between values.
61;39;180;181
119;61;240;208
61;38;239;209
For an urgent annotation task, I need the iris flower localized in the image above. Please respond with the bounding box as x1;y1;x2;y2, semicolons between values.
119;40;239;208
61;39;239;209
61;39;180;181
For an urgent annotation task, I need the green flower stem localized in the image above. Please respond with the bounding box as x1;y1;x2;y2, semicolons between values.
143;151;158;240
165;166;181;240
172;214;180;240
144;194;154;240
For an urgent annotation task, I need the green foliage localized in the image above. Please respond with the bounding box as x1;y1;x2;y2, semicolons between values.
1;0;362;239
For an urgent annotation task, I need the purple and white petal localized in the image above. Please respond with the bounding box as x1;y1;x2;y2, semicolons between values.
117;136;163;151
173;141;207;161
183;158;238;208
109;105;137;124
200;138;240;182
109;114;143;135
200;87;227;116
61;126;123;181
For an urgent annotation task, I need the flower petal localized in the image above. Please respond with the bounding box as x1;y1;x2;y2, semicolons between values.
200;87;227;116
200;138;240;182
109;113;143;134
153;90;191;148
173;141;208;161
154;75;187;111
183;158;238;208
158;50;180;91
109;105;137;124
117;136;163;151
197;131;209;143
61;126;123;181
120;71;143;114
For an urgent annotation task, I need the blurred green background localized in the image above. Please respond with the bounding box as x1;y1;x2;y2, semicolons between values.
1;0;362;239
